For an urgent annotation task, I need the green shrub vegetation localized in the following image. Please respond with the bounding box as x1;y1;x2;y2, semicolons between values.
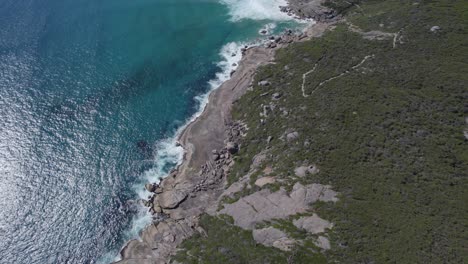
175;0;467;263
172;214;326;264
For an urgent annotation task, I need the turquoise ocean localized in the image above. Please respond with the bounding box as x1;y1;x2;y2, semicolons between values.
0;0;299;263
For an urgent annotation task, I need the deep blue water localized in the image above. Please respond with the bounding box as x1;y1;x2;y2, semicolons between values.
0;0;297;263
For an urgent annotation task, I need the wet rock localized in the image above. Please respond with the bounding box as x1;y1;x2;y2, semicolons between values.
119;239;157;261
268;42;277;49
142;199;151;207
145;183;156;193
153;203;162;213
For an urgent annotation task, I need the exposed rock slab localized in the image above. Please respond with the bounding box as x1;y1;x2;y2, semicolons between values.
293;214;332;234
156;190;188;209
220;183;337;229
253;227;295;251
255;176;276;187
294;165;319;177
315;236;331;250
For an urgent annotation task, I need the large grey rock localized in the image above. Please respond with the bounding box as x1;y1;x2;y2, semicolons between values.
294;165;320;177
220;183;337;229
254;177;276;187
251;152;267;169
145;183;156;193
116;219;196;264
286;131;299;142
157;189;188;209
226;142;238;154
293;214;332;234
253;227;295;251
118;239;157;261
258;80;271;86
315;236;331;250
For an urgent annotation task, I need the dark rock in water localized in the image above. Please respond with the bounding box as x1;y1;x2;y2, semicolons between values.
136;140;153;158
145;183;156;193
137;141;147;149
124;199;140;214
260;29;268;35
141;199;151;207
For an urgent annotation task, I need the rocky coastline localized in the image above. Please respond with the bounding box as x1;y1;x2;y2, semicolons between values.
114;2;338;263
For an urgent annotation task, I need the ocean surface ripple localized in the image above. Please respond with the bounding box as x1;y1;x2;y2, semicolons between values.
0;0;297;263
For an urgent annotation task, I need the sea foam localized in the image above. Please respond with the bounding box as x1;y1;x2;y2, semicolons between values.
108;41;247;263
220;0;293;21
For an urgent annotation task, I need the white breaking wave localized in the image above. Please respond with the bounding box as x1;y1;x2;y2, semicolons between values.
220;0;293;21
259;22;277;35
109;41;248;263
208;41;244;89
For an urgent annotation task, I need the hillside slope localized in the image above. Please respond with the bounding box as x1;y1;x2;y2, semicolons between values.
173;0;468;263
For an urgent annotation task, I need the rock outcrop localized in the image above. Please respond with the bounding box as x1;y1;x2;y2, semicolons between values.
253;227;295;251
219;182;338;229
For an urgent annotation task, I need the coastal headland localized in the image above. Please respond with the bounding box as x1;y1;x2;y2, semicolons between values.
115;1;337;263
115;0;467;263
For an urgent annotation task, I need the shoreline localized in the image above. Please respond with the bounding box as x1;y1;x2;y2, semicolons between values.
114;3;336;263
